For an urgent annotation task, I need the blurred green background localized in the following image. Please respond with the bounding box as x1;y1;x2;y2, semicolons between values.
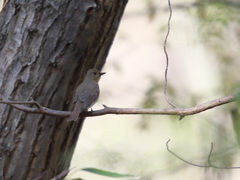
66;0;240;179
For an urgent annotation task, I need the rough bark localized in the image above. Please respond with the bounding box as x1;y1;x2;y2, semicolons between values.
0;0;128;179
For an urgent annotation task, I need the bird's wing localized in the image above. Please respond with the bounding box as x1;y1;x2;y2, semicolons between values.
68;80;99;121
79;84;99;111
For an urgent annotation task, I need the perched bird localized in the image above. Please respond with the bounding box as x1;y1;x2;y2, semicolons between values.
68;69;105;121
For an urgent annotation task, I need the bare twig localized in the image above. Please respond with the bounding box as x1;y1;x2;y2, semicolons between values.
29;97;45;111
166;139;240;169
33;171;47;180
166;139;210;167
0;93;238;118
124;1;240;18
207;143;240;169
163;0;178;108
0;97;46;110
0;0;9;14
51;169;70;180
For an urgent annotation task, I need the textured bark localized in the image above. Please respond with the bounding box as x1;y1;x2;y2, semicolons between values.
0;0;128;179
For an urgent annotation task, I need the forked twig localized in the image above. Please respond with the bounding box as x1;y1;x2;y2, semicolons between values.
166;139;210;168
166;139;240;169
207;142;240;169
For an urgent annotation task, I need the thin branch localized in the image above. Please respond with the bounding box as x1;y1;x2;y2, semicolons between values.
207;143;240;169
29;97;45;111
0;0;9;14
166;139;210;167
124;1;240;18
163;0;178;108
0;93;238;118
167;139;240;169
33;171;47;180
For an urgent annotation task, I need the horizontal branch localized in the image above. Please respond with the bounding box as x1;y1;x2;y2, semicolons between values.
0;93;238;119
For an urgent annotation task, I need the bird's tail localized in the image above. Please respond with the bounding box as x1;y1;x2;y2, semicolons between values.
68;101;82;121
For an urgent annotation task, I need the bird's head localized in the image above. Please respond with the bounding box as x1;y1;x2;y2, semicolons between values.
85;69;105;82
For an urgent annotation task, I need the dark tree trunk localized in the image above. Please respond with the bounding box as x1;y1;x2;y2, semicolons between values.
0;0;127;179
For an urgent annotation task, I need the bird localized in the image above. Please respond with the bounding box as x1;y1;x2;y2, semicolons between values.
68;69;105;121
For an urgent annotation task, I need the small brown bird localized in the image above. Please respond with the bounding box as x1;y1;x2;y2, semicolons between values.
68;69;105;121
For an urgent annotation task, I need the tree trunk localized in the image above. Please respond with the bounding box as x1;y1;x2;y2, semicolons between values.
0;0;128;179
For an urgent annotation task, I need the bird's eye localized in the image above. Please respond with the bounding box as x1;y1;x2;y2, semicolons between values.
93;72;97;75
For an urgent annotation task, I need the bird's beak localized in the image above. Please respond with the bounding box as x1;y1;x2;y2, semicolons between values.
100;72;106;76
